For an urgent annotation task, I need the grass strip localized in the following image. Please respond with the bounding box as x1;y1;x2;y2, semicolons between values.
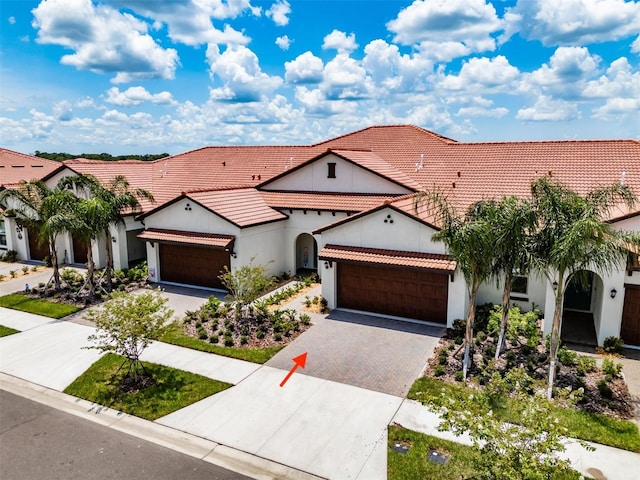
160;323;284;364
408;376;640;452
0;293;80;319
0;325;20;337
64;353;231;420
388;425;581;480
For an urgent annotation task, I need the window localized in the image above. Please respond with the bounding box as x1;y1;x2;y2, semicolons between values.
0;219;6;248
511;275;528;297
327;162;336;178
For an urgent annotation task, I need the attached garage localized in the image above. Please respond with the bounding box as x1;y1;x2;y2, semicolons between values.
159;243;229;289
138;229;234;290
320;244;456;324
621;284;640;346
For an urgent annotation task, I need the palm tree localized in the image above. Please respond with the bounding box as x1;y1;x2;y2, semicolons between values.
416;192;496;380
60;174;153;291
0;180;79;290
491;196;537;359
72;196;111;297
529;176;638;399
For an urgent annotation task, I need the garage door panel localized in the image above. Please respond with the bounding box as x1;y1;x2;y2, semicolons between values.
159;244;230;289
622;285;640;346
337;262;448;324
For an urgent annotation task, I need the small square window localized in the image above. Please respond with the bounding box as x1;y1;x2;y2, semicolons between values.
511;276;528;296
327;162;336;178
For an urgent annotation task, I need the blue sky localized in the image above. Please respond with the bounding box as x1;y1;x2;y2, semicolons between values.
1;0;639;155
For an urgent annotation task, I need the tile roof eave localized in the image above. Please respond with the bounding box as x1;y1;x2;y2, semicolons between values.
312;200;441;234
318;244;457;272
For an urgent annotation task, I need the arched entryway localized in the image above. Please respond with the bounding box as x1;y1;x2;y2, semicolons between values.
561;270;603;346
295;233;317;274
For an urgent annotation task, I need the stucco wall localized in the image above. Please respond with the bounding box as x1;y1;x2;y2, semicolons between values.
263;154;412;195
477;275;548;313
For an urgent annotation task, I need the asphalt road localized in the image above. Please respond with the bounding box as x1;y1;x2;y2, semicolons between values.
0;389;252;480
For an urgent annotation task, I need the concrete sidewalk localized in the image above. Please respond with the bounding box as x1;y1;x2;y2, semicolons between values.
2;306;640;479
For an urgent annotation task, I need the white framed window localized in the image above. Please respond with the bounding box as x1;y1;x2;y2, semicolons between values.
511;275;528;297
0;219;7;248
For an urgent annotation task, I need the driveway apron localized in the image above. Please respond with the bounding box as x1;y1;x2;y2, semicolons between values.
266;310;445;397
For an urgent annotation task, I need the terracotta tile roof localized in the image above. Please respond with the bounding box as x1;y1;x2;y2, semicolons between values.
137;228;234;248
0;149;63;187
260;191;394;212
186;188;287;228
319;244;456;272
3;125;639;219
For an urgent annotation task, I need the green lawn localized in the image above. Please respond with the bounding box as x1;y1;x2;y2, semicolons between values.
64;353;232;420
160;323;284;364
0;325;19;337
409;376;640;452
0;293;80;319
388;425;581;480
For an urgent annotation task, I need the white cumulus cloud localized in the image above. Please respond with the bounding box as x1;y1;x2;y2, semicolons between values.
32;0;179;83
266;1;291;26
387;0;502;55
438;55;519;91
285;51;324;84
105;86;177;106
322;30;358;53
517;96;580;121
275;35;291;50
207;45;283;102
504;0;640;46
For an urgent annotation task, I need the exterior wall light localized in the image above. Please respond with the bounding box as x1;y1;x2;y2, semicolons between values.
610;288;617;299
552;281;558;291
324;261;332;269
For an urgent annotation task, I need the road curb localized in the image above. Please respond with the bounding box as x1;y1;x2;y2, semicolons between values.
0;372;326;480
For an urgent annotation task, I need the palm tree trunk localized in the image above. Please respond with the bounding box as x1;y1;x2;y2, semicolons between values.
86;240;96;298
495;272;512;359
463;281;479;381
547;275;565;399
49;236;61;290
104;227;113;292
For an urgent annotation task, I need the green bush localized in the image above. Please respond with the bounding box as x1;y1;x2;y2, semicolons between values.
224;336;234;347
209;335;219;344
576;356;596;376
434;365;446;377
438;348;449;365
61;268;84;284
454;371;464;382
558;346;578;367
256;330;265;339
299;313;311;325
2;250;18;262
602;358;623;379
603;336;624;355
125;261;149;282
597;379;613;399
274;332;282;341
240;335;248;345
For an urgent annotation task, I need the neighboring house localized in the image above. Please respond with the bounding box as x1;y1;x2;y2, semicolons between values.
1;126;639;348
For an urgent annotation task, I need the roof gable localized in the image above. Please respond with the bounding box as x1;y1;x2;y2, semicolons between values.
0;149;64;187
258;149;417;194
142;188;287;229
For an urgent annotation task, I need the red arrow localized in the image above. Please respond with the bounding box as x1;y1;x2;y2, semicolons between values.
279;352;308;387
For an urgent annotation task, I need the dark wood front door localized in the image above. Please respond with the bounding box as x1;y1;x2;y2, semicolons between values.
159;243;230;289
337;262;448;323
72;236;88;265
621;285;640;346
27;227;49;261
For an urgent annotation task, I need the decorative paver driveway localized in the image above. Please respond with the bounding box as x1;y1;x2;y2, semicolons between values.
266;310;445;396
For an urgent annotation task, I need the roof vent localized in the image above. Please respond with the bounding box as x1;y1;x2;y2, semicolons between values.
415;154;424;172
621;171;626;186
284;157;293;170
452;182;456;188
222;161;226;166
457;171;461;177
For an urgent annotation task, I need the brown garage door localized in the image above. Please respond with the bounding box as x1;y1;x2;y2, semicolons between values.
337;262;448;323
159;243;230;289
621;285;640;346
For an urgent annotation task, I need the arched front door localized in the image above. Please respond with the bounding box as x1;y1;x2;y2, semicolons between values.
561;270;602;346
295;233;317;273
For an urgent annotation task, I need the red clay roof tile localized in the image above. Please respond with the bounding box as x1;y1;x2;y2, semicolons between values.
137;228;234;248
319;244;456;272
